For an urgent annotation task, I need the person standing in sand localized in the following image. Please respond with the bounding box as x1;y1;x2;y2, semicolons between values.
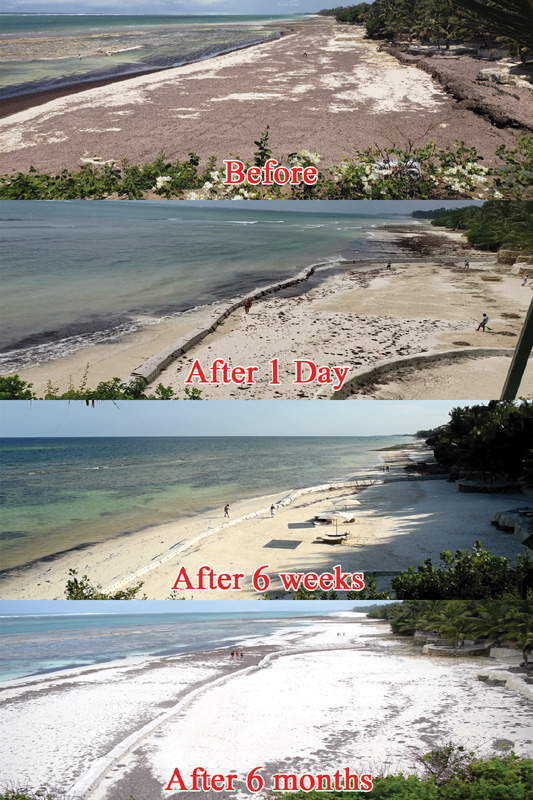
224;503;230;517
243;298;252;315
270;504;276;517
303;49;308;57
464;259;470;268
386;260;391;270
477;313;489;332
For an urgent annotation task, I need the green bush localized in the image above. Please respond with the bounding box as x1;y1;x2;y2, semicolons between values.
320;0;533;53
431;200;533;252
272;749;533;799
391;544;533;600
0;374;202;400
1;133;531;200
65;569;145;600
426;400;533;484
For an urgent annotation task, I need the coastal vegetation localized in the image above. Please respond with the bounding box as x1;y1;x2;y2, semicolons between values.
4;749;531;800
389;544;533;599
429;200;533;251
0;374;202;400
65;569;145;600
273;749;533;798
1;133;531;200
423;400;533;484
367;598;533;659
287;544;533;600
319;0;533;53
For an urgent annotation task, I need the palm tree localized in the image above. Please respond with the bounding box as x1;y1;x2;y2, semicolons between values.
429;601;473;647
451;0;533;51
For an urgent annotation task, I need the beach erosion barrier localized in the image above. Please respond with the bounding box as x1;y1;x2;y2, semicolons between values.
102;473;449;596
477;668;533;702
127;260;338;385
68;661;263;799
68;637;379;799
102;480;365;595
325;347;516;400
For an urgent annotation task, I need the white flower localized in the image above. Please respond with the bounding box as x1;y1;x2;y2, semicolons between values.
493;190;504;199
154;175;171;190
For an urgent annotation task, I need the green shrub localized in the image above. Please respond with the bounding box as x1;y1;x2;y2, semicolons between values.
0;374;202;400
1;133;531;200
65;569;145;600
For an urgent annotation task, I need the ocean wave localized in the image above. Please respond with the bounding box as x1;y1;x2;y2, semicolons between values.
0;317;147;373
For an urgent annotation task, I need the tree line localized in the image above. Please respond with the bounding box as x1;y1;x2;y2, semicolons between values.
367;599;533;660
429;200;533;252
423;400;532;484
319;0;533;53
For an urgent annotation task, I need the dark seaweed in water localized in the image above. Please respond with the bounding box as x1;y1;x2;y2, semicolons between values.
0;313;133;353
0;28;281;101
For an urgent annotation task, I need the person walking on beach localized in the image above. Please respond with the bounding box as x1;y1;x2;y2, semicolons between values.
224;503;230;517
240;650;244;659
303;49;308;57
270;504;276;517
243;298;252;315
386;260;391;270
477;313;489;332
464;258;470;269
522;277;528;286
231;650;234;659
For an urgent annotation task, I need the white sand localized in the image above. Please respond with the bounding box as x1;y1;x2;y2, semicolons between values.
3;617;530;800
141;648;532;800
0;655;223;792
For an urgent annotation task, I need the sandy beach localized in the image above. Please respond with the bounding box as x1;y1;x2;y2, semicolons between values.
1;440;529;601
151;236;532;400
0;18;525;176
11;224;533;400
1;614;531;800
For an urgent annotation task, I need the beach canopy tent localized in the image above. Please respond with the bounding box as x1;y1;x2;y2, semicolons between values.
313;511;356;525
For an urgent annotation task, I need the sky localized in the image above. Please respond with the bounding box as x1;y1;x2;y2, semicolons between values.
2;1;328;14
0;399;476;437
0;599;392;616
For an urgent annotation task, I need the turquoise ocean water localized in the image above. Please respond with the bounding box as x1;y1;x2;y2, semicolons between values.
0;202;409;372
0;610;325;681
0;14;301;100
0;435;410;570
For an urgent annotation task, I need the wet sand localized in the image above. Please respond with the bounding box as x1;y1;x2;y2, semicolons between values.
0;18;522;176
